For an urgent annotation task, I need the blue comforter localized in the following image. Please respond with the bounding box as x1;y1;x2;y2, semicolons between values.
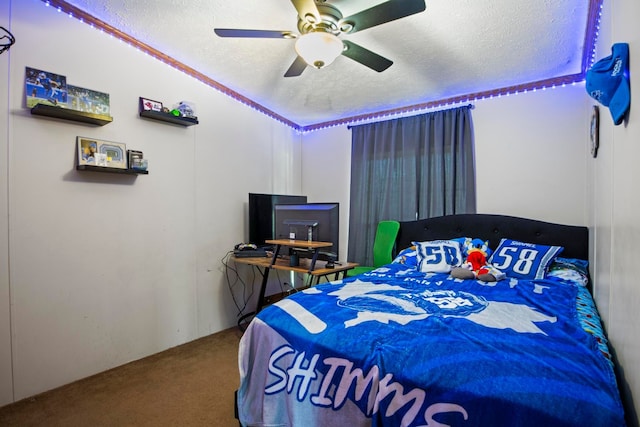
237;263;626;426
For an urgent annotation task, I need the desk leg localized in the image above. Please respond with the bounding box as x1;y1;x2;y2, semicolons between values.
270;244;282;267
308;271;341;287
255;266;271;313
308;248;320;272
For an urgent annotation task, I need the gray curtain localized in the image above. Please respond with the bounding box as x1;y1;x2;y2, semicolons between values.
347;105;476;266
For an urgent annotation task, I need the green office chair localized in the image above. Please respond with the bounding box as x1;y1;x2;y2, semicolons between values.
347;220;400;277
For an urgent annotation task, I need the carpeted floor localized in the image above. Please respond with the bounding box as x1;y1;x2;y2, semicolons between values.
0;327;243;426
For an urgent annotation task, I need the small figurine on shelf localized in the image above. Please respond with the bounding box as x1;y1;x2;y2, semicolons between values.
173;101;196;119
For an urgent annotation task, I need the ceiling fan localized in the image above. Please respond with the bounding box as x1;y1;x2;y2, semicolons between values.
214;0;426;77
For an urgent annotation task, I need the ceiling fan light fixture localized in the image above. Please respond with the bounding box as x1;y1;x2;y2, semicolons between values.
295;32;343;69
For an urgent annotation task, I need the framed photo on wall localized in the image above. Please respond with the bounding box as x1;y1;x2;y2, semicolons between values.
98;140;127;169
139;97;163;112
76;137;98;166
68;85;110;116
76;137;127;169
590;105;599;158
25;66;68;108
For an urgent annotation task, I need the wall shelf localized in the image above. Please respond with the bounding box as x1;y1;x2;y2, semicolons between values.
31;104;113;126
139;110;198;126
76;165;148;175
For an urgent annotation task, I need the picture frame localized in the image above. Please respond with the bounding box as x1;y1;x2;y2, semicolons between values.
128;149;143;166
590;105;599;158
127;149;147;171
68;85;110;116
139;97;163;112
98;140;128;169
76;136;127;169
76;136;98;166
25;66;68;108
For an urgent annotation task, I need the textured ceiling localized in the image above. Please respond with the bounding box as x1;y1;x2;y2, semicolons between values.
59;0;597;129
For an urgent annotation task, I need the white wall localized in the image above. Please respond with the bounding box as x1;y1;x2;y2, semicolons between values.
300;125;353;261
590;0;640;423
0;0;12;408
0;0;300;404
473;86;589;225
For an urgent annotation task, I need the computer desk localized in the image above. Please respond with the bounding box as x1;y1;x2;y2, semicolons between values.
233;240;357;329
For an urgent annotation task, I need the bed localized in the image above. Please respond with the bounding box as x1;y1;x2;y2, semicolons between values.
236;214;626;426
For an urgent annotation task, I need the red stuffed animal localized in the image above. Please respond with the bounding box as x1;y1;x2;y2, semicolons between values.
451;238;503;282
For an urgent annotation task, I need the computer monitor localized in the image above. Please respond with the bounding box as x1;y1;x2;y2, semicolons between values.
274;202;339;261
248;193;307;247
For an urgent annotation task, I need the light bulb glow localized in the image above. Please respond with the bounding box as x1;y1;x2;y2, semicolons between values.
294;32;343;69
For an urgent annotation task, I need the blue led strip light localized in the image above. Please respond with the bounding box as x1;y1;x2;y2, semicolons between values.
40;0;603;134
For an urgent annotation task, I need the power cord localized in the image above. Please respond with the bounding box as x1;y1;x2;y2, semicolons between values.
221;251;256;317
222;252;317;318
274;269;307;295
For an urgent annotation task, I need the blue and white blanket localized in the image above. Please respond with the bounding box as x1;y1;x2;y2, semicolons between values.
237;263;625;426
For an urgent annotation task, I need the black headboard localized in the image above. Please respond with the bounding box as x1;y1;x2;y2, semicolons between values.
396;214;589;261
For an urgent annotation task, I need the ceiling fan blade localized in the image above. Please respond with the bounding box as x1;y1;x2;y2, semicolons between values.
284;56;307;77
214;28;296;39
290;0;321;23
340;0;426;34
341;40;393;72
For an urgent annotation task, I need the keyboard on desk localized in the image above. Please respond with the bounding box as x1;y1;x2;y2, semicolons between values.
234;249;268;258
